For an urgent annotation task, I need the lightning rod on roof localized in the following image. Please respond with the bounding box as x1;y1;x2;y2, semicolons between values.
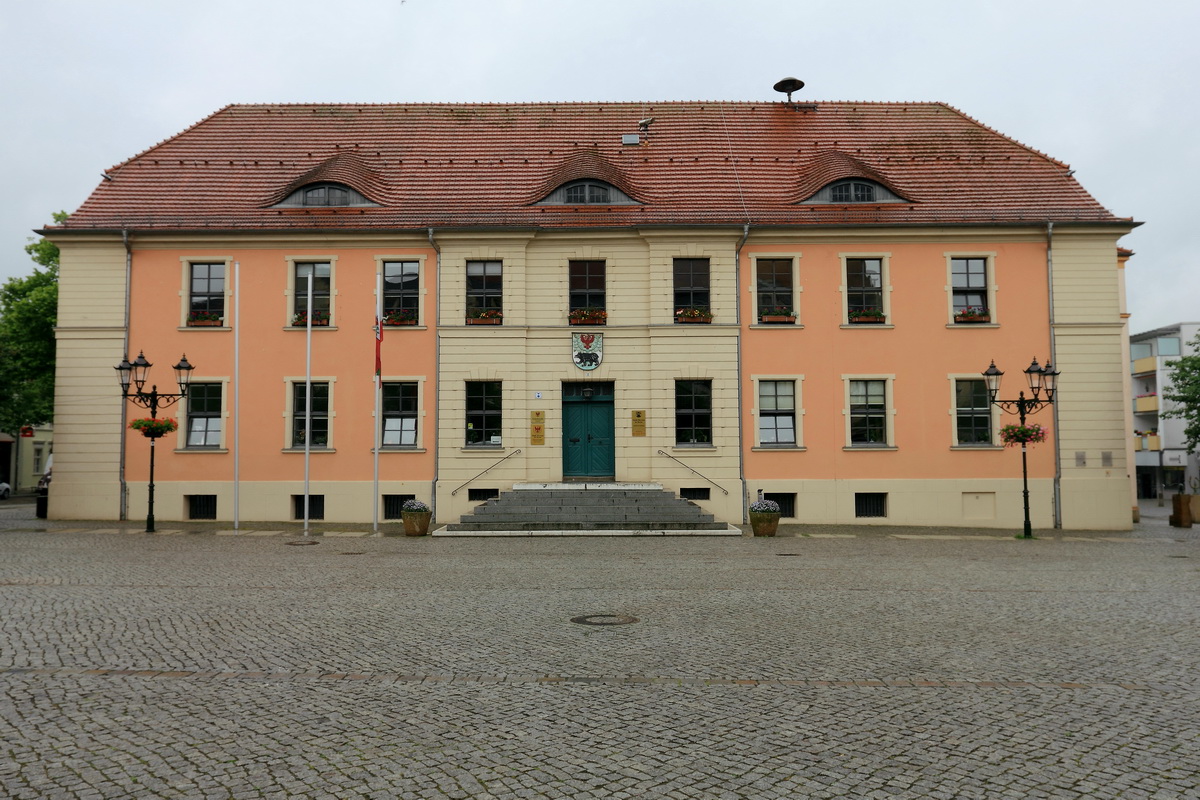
772;77;805;103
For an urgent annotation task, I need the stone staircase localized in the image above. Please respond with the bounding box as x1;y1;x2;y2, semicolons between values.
434;483;741;536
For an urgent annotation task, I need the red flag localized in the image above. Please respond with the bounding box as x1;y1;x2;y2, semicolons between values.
375;316;382;376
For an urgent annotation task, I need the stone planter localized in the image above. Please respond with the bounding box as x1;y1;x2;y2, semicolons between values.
402;510;432;536
749;511;781;537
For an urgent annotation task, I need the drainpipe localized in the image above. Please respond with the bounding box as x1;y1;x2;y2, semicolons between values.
428;227;441;522
1046;222;1062;529
735;223;750;523
119;229;132;521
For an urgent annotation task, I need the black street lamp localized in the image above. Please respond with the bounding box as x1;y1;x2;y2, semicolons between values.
116;351;195;532
983;358;1060;538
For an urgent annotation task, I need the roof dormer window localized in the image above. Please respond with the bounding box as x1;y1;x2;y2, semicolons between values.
802;179;905;205
276;182;376;208
537;179;637;206
831;181;876;203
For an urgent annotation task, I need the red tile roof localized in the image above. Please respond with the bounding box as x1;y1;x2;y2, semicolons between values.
55;101;1128;233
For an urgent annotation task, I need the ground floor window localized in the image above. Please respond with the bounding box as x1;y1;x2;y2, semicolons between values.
465;381;502;446
292;494;325;520
675;380;713;445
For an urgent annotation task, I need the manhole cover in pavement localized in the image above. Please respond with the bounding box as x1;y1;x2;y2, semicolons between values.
285;540;320;546
570;614;639;626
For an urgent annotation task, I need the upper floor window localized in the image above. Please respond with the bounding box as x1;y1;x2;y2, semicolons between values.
466;261;503;322
276;183;375;207
756;259;794;322
569;260;606;317
673;258;710;317
187;263;225;326
951;257;989;318
293;262;331;325
537;180;637;206
846;258;885;322
383;261;420;324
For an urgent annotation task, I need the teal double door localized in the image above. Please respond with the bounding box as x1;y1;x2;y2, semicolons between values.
562;381;615;479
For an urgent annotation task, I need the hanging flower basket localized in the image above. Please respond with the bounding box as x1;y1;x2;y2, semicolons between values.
1000;423;1047;447
129;418;178;439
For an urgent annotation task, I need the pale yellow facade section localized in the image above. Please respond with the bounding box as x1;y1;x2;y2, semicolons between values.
51;239;129;520
434;231;744;524
1050;229;1135;529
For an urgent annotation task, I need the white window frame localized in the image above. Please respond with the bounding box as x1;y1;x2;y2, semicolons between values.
752;375;804;449
842;374;897;449
948;374;1000;448
379;376;426;450
177;378;230;452
839;253;892;326
283;376;337;451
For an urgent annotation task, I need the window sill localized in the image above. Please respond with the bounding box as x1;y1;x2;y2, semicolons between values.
282;447;336;453
285;325;338;331
178;326;231;332
946;323;999;329
462;445;506;453
174;448;228;454
752;446;806;451
376;447;426;453
750;323;803;330
840;323;894;330
950;444;1004;451
842;445;898;451
381;325;428;331
671;445;717;453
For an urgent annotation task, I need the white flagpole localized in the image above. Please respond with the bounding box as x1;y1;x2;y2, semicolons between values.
303;270;313;536
233;260;241;531
373;270;382;534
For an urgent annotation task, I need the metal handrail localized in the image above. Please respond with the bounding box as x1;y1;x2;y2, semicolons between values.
656;449;730;495
451;449;523;495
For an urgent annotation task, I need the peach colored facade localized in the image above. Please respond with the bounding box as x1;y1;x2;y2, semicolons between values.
44;100;1138;530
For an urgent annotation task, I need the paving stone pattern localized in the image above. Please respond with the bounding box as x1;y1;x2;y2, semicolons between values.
0;511;1197;798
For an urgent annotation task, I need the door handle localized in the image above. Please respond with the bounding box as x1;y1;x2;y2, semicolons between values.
587;434;593;442
569;438;580;443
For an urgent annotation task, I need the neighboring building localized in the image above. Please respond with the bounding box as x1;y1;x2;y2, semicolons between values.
0;425;52;494
43;94;1138;529
1130;322;1200;499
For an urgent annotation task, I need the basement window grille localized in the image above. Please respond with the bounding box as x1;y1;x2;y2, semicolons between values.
855;492;887;518
187;495;217;520
468;488;499;502
680;487;710;501
763;492;796;518
292;494;325;520
383;494;417;520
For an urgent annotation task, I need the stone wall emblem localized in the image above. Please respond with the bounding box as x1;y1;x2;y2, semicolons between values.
572;332;603;371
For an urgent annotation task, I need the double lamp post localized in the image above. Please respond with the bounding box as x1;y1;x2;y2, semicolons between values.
116;351;194;533
983;358;1060;539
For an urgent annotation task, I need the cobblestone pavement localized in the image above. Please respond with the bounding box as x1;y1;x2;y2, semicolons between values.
1;506;1197;798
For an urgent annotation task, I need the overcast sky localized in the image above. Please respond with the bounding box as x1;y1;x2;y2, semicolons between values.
2;0;1195;334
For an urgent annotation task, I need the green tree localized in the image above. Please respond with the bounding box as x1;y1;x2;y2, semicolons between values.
1162;332;1200;456
0;212;66;435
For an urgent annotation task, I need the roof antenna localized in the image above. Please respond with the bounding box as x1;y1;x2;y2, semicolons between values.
773;77;805;104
